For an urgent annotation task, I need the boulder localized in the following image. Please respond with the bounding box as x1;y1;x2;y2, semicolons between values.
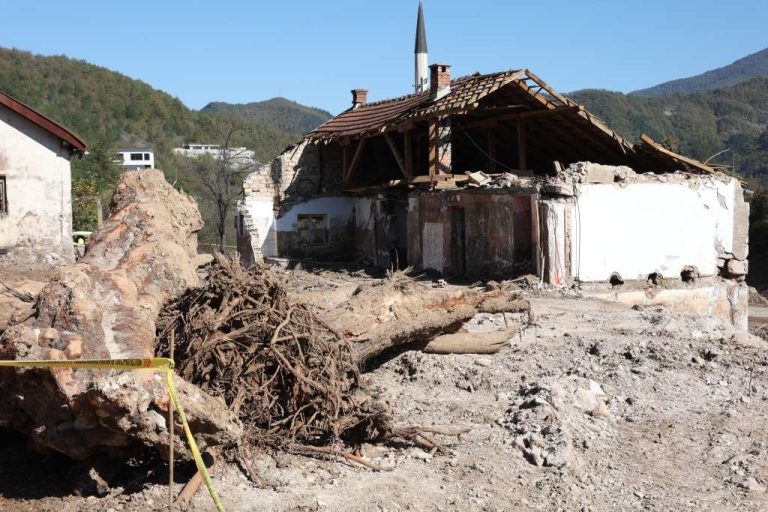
0;170;240;460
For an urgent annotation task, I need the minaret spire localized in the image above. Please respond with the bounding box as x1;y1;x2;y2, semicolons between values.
414;1;428;94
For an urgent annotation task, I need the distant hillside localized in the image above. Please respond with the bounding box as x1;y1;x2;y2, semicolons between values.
632;47;768;97
0;46;303;249
569;77;768;183
201;97;332;136
570;78;768;289
0;47;294;163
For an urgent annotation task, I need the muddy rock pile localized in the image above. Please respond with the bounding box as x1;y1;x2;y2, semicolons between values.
499;376;616;469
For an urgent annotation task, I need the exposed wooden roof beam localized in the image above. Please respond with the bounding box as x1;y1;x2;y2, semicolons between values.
453;105;582;132
640;134;715;173
384;132;408;178
344;137;367;183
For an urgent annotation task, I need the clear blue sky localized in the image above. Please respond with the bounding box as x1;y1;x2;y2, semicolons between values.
1;0;766;115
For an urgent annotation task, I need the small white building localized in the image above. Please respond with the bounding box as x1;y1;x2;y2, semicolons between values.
173;143;256;165
0;90;85;260
116;148;154;170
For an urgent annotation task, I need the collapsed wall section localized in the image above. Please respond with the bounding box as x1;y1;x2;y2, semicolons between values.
238;140;348;262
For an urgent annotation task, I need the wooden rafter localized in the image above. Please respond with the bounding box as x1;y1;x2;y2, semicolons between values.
517;118;526;171
640;134;715;173
428;119;438;179
452;105;581;132
345;137;367;183
404;131;413;178
384;132;408;178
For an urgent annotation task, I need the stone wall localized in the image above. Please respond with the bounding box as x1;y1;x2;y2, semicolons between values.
239;140;346;261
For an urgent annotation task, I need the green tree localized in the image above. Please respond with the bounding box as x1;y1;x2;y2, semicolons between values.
71;138;121;231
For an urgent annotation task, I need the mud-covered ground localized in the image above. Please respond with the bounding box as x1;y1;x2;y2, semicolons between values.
1;265;767;511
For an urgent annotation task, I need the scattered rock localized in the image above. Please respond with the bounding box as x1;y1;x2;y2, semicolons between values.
738;477;766;493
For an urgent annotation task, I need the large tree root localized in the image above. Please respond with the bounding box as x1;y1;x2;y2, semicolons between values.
156;256;530;480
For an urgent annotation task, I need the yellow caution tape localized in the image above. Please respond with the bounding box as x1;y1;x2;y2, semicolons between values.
165;369;225;511
0;357;225;512
0;357;173;370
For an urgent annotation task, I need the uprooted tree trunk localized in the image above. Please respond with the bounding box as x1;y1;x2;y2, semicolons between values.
156;256;530;466
320;272;530;366
0;170;241;460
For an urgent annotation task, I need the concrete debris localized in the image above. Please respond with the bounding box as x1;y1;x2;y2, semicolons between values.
465;171;491;187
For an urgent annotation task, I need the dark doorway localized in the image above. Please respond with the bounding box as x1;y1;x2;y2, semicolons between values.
450;207;466;276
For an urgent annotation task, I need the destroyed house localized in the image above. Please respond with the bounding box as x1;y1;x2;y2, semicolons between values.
0;90;85;260
238;9;749;328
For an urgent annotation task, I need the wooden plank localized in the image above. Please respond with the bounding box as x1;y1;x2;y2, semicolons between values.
404;131;413;179
384;132;407;178
522;70;574;106
517;117;526;171
453;105;580;132
640;134;715;173
428;118;438;179
345;137;367;183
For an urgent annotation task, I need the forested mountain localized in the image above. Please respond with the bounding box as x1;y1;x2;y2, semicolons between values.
569;78;768;183
0;47;323;249
632;47;768;96
0;47;296;163
570;76;768;288
202;97;332;136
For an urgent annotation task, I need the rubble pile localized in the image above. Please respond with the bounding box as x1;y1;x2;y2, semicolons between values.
155;257;531;472
499;377;615;469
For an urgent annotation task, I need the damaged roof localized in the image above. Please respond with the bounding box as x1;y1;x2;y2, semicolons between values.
308;69;716;174
310;70;525;142
0;90;86;154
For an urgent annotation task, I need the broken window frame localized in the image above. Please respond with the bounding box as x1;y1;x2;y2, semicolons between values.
296;214;328;247
235;212;247;237
0;175;7;214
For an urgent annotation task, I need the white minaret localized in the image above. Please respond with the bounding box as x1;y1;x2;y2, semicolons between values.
415;1;428;94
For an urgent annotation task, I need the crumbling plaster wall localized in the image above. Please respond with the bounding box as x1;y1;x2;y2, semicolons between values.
407;191;536;278
239;140;347;262
571;179;741;281
0;107;74;260
539;163;750;328
274;196;357;258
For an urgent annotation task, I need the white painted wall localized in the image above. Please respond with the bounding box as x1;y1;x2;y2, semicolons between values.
354;197;376;231
0;105;74;259
572;179;737;282
541;200;569;285
274;196;356;233
422;222;444;272
240;195;357;259
239;196;277;258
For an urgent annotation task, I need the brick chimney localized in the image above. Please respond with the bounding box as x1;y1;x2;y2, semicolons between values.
429;64;451;100
351;89;368;109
